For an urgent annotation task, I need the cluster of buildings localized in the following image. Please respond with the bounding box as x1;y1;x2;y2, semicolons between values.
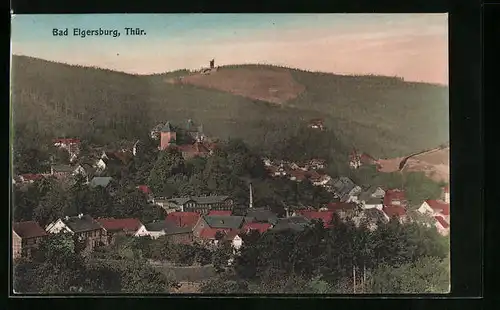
12;118;450;264
12;181;450;262
13;119;217;188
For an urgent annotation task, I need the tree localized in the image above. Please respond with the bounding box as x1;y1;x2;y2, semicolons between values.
148;148;185;195
370;256;450;293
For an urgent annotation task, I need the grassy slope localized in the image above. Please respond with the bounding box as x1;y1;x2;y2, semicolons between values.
11;56;448;158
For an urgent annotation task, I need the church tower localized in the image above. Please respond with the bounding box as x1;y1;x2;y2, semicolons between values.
160;121;176;150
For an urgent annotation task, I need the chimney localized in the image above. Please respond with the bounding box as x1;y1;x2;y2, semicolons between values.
249;182;253;209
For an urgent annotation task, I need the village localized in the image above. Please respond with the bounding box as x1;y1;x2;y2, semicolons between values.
12;118;450;266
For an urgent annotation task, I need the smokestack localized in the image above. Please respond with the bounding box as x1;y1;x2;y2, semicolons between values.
249;182;253;209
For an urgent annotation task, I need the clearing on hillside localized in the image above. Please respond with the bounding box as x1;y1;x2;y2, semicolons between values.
377;147;449;183
177;67;306;104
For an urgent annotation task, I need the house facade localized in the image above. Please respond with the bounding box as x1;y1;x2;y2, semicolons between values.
45;214;107;252
12;221;48;260
163;196;235;215
96;218;144;244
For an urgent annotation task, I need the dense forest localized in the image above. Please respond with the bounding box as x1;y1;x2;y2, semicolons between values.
11;55;448;159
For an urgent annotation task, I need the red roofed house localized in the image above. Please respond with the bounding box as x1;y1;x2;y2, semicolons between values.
208;210;232;216
165;212;201;229
382;189;408;223
242;222;272;234
288;169;308;182
292;210;334;228
198;227;232;245
19;174;46;184
176;142;211;160
418;199;450;220
434;215;450;236
97;218;145;244
12;221;48;259
137;185;152;195
324;202;359;220
381;206;407;223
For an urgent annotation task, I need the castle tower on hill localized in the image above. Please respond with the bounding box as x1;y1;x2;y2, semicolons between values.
160;121;176;150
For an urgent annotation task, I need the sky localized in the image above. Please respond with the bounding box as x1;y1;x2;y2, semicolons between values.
11;14;448;85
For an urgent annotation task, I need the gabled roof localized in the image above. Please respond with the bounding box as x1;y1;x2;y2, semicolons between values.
89;177;113;188
383;189;407;207
327;202;357;212
137;185;152;194
161;122;174;133
199;227;231;240
144;221;169;232
208;210;232;216
434;216;449;229
144;221;192;235
271;218;309;233
425;200;449;216
245;208;278;223
204;215;245;229
97;218;143;232
19;174;45;182
62;215;103;233
166;212;201;228
13;221;48;239
242;222;272;233
294;210;334;228
382;206;406;218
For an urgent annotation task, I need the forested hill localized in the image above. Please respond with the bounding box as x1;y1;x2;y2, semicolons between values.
11;55;448;159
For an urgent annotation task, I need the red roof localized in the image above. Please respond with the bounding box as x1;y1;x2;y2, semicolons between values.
166;212;201;228
327;202;357;212
13;221;48;239
434;216;449;229
224;229;241;240
243;222;272;233
289;170;308;181
177;142;210;155
425;200;450;216
295;210;334;228
53;138;81;144
199;228;231;240
137;185;152;194
20;174;45;181
97;218;143;232
307;170;322;180
382;206;407;218
383;189;407;207
208;210;232;216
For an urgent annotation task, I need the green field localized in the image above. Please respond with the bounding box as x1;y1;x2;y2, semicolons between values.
11;55;448;158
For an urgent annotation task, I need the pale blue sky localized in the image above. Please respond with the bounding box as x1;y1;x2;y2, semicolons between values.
11;14;448;84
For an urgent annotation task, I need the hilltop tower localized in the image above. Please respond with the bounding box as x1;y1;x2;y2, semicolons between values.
160;121;176;150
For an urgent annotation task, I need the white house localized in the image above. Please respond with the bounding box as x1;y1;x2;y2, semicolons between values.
418;199;450;219
231;234;243;250
95;158;107;172
262;158;273;167
134;222;166;239
312;175;332;187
